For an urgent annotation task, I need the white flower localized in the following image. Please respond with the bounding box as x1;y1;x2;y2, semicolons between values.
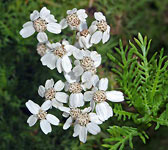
40;39;79;72
60;106;102;143
59;106;81;130
36;32;52;56
38;79;68;109
60;8;88;31
72;50;101;89
26;100;60;134
64;78;86;108
76;23;94;49
90;12;110;44
64;71;96;107
84;78;124;121
20;7;61;38
73;108;102;143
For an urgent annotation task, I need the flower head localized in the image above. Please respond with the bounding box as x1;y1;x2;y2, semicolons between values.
20;7;61;38
60;8;88;31
76;23;94;49
90;12;110;44
84;78;124;121
26;100;60;134
60;106;102;143
73;108;102;143
72;50;101;89
36;32;52;56
40;40;79;72
64;77;86;108
38;79;68;109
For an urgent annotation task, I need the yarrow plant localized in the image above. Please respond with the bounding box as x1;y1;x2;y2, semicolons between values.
20;7;124;143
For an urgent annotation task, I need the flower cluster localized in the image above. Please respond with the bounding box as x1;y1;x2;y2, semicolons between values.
20;7;124;143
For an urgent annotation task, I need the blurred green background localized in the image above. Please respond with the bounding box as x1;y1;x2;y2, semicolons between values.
0;0;168;149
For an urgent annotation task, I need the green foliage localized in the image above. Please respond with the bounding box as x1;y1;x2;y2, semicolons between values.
103;126;149;150
113;104;139;121
105;33;168;149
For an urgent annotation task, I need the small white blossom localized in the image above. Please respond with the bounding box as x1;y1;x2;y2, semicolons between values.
59;106;81;130
20;7;61;38
38;79;68;109
40;40;79;73
64;76;86;108
84;78;124;121
26;100;60;134
72;50;101;89
60;8;88;31
73;107;102;143
60;107;102;143
90;12;110;44
36;32;52;56
76;23;93;49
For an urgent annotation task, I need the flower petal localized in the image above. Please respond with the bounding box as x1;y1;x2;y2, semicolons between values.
69;93;84;108
96;102;109;121
46;114;59;126
54;80;65;91
72;49;83;60
52;99;63;108
102;26;110;44
56;58;63;73
91;75;99;87
63;117;73;130
79;126;87;143
90;51;101;68
55;92;68;103
98;78;108;91
62;55;72;73
59;106;70;113
23;21;33;28
106;91;124;102
64;71;79;83
38;85;45;97
41;53;57;70
73;124;80;137
105;102;113;117
94;12;106;21
45;79;54;89
81;71;92;83
77;9;87;21
26;100;40;115
90;100;95;111
41;100;52;111
37;32;48;43
62;112;69;118
30;10;40;21
89;113;102;124
64;45;75;55
20;24;35;38
47;23;61;34
84;91;94;102
45;14;57;23
59;18;68;29
88;25;97;34
73;65;84;77
91;31;102;44
27;115;38;127
40;119;52;134
87;122;101;135
40;7;50;20
82;107;92;113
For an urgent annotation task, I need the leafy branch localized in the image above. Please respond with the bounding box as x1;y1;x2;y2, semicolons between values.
103;126;149;150
104;33;168;149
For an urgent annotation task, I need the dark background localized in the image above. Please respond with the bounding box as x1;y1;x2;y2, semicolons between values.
0;0;168;149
